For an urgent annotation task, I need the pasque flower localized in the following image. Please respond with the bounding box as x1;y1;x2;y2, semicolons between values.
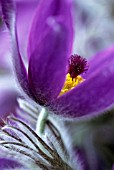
1;0;114;121
1;1;114;170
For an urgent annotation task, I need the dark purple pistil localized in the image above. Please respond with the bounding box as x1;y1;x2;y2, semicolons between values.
68;54;88;78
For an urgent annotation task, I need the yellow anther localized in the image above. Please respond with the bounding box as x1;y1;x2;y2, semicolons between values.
60;73;84;95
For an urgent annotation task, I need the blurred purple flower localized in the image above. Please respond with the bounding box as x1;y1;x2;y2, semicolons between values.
0;0;38;72
0;158;28;170
112;165;114;170
0;86;18;125
1;0;114;120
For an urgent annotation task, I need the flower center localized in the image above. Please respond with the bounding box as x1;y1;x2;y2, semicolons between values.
60;54;88;95
68;54;88;79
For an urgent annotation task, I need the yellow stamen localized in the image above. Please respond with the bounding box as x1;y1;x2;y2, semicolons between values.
60;73;84;95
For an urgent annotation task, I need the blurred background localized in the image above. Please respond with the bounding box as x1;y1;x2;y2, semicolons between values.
73;0;114;57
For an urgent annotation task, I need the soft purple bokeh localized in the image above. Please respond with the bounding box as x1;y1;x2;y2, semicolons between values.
0;87;18;125
0;158;29;169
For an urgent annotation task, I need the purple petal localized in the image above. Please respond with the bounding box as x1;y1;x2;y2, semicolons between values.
49;47;114;118
0;158;28;170
84;45;114;78
27;0;73;60
75;148;89;170
0;1;38;72
16;0;38;58
1;0;30;95
28;0;73;105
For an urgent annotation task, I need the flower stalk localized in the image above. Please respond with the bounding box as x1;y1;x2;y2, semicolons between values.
36;108;49;135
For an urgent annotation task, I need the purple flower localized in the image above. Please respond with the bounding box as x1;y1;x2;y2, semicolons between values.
1;0;114;120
